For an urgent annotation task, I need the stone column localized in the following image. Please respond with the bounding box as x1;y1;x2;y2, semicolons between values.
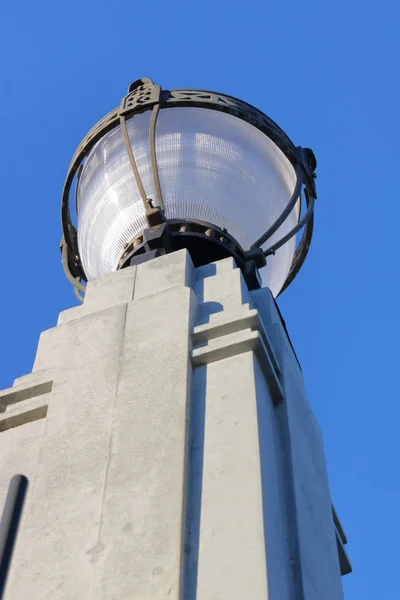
0;250;346;599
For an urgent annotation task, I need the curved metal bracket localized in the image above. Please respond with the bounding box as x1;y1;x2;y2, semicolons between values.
60;235;86;302
251;160;304;250
279;209;314;295
264;189;315;258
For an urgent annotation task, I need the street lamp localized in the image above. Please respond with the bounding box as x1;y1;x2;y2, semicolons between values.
0;78;352;600
61;78;317;300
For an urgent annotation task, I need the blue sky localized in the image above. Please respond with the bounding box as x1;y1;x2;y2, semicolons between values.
1;0;399;597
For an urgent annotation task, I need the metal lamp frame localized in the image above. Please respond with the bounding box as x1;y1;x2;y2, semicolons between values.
61;78;317;301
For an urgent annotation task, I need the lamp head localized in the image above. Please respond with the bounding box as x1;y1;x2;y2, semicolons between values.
61;78;316;301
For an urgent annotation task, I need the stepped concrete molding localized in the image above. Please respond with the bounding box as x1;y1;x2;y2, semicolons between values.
0;250;344;599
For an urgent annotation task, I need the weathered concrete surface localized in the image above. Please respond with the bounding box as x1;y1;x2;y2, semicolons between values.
88;285;197;599
251;288;345;600
189;353;269;600
0;250;345;600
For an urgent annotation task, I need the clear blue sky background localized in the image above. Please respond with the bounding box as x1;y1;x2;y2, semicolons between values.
0;1;399;597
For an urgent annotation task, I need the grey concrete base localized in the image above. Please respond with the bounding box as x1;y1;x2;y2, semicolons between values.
0;250;345;599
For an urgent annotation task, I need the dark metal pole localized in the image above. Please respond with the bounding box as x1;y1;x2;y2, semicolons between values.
0;475;28;599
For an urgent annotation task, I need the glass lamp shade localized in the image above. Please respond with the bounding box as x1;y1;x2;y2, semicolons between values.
76;107;299;297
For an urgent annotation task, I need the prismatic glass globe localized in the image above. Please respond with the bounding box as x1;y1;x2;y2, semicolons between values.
76;107;299;297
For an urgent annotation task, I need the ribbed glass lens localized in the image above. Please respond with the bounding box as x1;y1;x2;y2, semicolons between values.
77;107;298;296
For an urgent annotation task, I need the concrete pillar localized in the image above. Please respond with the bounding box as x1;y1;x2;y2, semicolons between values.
0;250;345;599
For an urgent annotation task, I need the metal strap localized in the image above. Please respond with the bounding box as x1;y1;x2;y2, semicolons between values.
264;189;315;257
120;114;149;210
61;239;86;296
252;162;303;249
149;104;164;210
278;211;314;295
0;475;28;599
